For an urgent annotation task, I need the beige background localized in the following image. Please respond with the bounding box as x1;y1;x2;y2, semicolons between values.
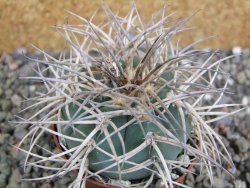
0;0;250;52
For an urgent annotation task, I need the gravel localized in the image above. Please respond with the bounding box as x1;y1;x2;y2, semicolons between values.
0;48;250;188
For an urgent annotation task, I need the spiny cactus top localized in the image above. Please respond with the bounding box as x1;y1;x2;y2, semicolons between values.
16;3;240;188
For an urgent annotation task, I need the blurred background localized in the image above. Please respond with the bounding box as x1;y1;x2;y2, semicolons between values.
0;0;250;52
0;1;250;188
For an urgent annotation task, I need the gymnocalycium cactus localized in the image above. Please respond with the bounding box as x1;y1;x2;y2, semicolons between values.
15;3;242;188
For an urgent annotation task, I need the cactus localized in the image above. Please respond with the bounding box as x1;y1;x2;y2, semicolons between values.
15;3;242;188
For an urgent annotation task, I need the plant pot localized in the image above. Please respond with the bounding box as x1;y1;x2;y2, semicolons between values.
52;125;195;188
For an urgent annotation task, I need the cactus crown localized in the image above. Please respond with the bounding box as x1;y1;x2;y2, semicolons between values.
15;2;241;188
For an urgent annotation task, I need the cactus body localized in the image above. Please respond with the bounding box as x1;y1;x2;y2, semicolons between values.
60;68;192;180
61;104;192;180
